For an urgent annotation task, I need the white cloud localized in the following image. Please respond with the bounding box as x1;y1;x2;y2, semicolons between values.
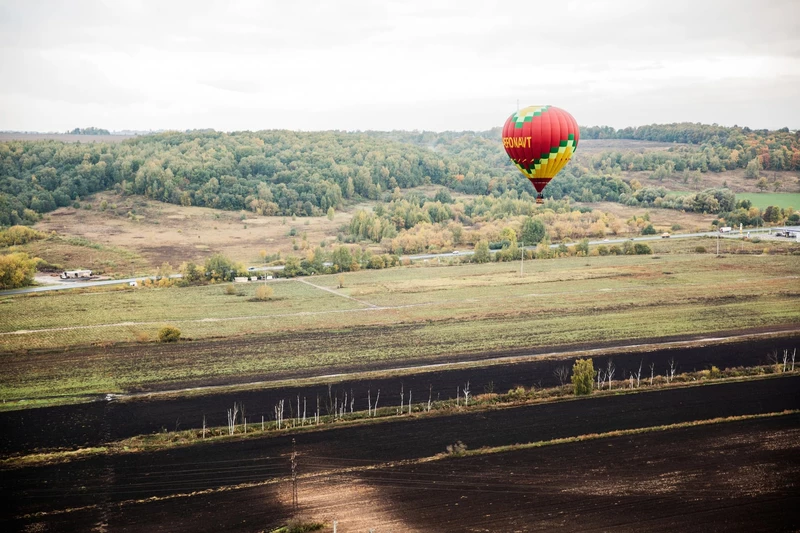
0;0;798;131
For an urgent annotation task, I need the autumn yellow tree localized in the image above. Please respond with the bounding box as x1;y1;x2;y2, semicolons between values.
0;252;38;289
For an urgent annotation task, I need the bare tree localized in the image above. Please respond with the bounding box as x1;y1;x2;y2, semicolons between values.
427;384;433;412
408;389;412;414
456;385;460;407
463;381;471;406
274;399;284;430
791;348;796;371
227;402;240;435
783;349;789;373
303;397;307;426
202;415;207;439
667;358;677;383
399;384;404;415
649;362;655;386
596;368;605;390
374;389;380;416
768;350;780;367
262;415;264;432
350;389;354;414
635;360;643;388
554;366;569;386
629;373;634;389
606;360;615;390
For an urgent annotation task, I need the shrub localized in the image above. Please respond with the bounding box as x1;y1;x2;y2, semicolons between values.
445;441;467;456
285;518;324;533
634;243;652;255
571;358;596;395
0;226;47;246
694;246;706;253
641;224;656;235
255;285;274;300
158;326;181;343
0;252;38;289
505;386;527;401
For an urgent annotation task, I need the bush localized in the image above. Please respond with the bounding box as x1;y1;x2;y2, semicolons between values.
641;224;656;235
445;441;467;456
158;326;181;343
0;226;47;246
694;246;706;253
255;285;274;300
571;358;596;395
0;252;38;289
634;243;652;255
284;518;324;533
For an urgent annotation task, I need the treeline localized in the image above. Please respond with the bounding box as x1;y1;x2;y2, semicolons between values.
580;123;799;172
69;127;110;135
2;124;798;227
0;130;521;226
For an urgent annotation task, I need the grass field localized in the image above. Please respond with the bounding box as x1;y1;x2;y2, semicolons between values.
1;252;799;403
736;192;800;210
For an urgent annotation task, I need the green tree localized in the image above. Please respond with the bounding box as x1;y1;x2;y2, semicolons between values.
283;255;302;277
744;157;761;179
521;217;546;245
571;358;596;396
331;246;354;272
756;177;768;191
574;238;590;255
0;252;38;289
641;224;656;235
180;261;202;283
473;240;491;263
204;253;236;281
326;207;335;221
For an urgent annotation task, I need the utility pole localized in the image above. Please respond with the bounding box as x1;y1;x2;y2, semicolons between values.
291;438;298;510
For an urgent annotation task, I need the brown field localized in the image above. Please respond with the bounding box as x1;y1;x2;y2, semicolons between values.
35;192;356;268
4;376;799;532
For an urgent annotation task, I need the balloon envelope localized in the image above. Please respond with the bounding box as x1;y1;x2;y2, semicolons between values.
502;105;579;199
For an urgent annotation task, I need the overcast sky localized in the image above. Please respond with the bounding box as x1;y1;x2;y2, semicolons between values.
1;0;798;132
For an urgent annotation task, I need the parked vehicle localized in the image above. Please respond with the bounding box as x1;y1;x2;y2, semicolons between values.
718;227;732;233
661;233;671;238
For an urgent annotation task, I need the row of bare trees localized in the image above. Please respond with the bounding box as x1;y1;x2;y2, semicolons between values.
208;349;795;438
557;357;678;391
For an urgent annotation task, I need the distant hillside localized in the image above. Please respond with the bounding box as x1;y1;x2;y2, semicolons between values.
1;124;798;226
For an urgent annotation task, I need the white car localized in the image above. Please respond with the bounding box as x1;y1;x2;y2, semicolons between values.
452;250;460;255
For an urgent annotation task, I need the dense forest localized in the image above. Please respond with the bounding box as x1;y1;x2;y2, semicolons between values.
1;123;798;226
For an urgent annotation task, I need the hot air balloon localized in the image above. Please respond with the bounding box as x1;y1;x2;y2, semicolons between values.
502;105;579;203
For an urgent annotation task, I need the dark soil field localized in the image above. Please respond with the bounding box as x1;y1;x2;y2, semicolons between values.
4;375;799;532
2;332;797;454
